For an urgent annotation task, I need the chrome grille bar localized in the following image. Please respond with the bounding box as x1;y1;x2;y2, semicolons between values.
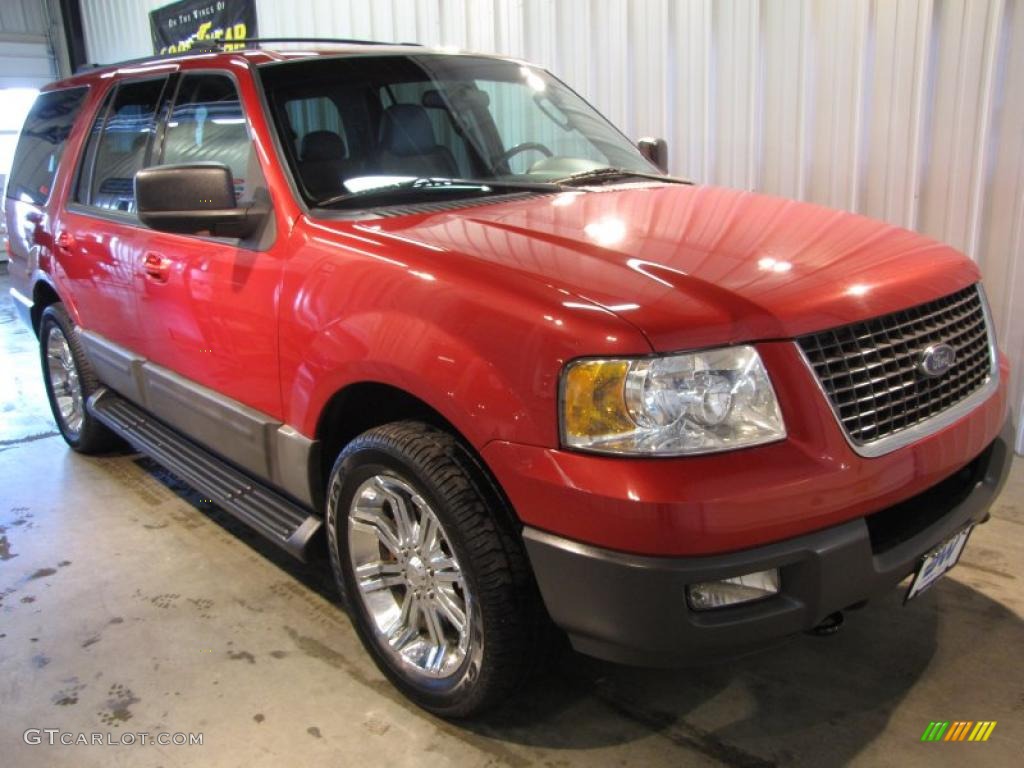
797;284;997;456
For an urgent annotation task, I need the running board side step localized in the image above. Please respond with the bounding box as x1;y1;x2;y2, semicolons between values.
88;388;322;561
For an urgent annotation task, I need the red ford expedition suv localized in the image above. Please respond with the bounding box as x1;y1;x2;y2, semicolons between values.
5;41;1013;717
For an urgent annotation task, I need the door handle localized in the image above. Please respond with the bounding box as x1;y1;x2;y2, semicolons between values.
26;212;48;246
54;230;75;252
143;252;171;282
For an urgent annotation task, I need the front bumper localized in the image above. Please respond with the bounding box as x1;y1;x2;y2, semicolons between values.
523;418;1014;666
484;344;1010;556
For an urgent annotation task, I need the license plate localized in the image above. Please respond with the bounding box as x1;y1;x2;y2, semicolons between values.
905;526;973;602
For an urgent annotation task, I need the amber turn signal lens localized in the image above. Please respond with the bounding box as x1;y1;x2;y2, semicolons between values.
562;360;633;439
560;346;785;455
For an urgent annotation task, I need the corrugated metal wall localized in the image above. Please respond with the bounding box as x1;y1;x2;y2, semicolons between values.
81;0;1024;446
0;0;62;88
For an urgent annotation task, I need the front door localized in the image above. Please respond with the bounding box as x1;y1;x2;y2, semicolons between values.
132;71;283;420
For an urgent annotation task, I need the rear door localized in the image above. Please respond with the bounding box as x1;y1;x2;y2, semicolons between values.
60;76;171;349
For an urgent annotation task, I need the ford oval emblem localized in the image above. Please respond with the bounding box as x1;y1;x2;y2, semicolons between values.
919;343;956;378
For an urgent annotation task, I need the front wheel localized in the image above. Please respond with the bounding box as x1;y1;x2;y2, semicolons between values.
326;421;545;717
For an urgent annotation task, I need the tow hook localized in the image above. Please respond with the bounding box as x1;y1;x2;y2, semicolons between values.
808;611;844;636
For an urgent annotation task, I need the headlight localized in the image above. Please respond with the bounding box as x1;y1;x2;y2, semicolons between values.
561;345;786;456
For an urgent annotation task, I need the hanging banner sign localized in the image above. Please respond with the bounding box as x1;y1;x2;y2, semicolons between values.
149;0;258;54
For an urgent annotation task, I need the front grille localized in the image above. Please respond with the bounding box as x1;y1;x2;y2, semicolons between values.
798;285;993;446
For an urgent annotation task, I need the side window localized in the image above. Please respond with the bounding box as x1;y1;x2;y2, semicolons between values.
160;74;264;205
6;87;88;205
76;78;167;212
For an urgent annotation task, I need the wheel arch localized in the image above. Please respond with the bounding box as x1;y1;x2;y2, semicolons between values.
312;381;523;530
30;279;63;337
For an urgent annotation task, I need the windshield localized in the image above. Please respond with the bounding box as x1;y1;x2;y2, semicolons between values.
257;54;658;207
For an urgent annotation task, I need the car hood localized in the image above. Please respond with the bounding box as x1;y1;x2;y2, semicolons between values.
368;184;981;351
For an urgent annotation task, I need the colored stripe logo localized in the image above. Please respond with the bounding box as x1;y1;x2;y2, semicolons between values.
921;721;996;742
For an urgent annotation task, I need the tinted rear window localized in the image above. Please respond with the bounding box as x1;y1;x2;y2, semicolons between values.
6;87;88;205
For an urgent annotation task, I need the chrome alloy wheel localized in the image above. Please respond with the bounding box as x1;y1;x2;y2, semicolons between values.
347;474;473;678
45;327;84;437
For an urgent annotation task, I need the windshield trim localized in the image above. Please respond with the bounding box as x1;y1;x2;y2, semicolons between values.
309;189;551;221
312;176;565;209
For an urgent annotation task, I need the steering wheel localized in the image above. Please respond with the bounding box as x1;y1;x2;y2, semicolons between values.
492;142;554;168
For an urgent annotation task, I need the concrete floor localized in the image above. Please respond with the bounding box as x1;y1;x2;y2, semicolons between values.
1;266;1022;768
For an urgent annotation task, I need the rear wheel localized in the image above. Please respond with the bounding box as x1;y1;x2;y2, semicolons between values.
326;420;545;717
39;303;117;453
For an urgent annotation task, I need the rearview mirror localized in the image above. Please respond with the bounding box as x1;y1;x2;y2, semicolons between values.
422;87;490;110
135;163;267;239
637;137;669;173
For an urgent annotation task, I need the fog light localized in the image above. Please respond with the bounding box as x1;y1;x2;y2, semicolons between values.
687;569;780;611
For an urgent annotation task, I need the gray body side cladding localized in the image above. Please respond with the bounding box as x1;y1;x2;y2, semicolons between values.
80;330;317;508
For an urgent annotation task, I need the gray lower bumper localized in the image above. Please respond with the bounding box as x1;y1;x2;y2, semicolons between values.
524;418;1014;667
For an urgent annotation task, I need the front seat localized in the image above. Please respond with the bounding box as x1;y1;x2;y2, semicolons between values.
299;130;354;200
377;104;459;178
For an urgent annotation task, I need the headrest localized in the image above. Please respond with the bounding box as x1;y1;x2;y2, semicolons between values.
301;130;345;162
379;104;438;156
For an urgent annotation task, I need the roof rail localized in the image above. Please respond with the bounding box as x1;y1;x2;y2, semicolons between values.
230;37;424;48
73;39;222;74
72;37;422;74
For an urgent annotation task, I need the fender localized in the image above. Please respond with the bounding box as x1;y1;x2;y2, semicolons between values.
33;268;80;325
279;216;653;448
295;312;556;449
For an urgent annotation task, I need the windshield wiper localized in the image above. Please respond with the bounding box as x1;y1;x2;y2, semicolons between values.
313;177;562;208
558;167;693;187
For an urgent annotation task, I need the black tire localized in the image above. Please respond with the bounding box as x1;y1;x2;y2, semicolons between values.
39;303;118;453
326;420;547;718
